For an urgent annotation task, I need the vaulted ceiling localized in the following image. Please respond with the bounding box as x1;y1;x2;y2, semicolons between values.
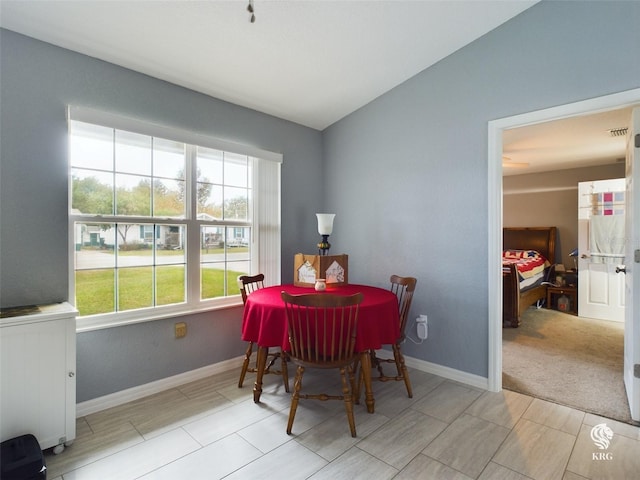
0;0;537;130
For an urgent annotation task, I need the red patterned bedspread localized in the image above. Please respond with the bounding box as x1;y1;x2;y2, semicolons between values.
502;250;549;279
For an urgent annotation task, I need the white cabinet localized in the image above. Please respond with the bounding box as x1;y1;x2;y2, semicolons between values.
1;302;77;453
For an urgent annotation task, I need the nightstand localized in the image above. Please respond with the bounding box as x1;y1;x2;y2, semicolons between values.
546;285;578;315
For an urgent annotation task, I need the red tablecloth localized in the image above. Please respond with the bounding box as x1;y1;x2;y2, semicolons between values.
241;284;400;352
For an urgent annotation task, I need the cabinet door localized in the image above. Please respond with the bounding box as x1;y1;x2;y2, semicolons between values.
1;318;76;449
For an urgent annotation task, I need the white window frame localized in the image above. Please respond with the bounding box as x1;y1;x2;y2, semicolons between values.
67;106;282;332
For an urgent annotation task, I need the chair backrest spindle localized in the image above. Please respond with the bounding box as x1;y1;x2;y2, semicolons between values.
238;274;265;304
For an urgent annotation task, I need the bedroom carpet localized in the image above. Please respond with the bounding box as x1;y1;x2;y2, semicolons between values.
502;307;632;424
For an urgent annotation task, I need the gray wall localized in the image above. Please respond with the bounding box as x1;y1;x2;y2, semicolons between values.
323;1;640;377
504;163;625;264
0;30;324;401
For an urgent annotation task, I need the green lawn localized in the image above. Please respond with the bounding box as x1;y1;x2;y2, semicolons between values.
76;267;244;316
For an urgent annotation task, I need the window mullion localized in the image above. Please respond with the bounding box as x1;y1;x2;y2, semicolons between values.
185;145;200;305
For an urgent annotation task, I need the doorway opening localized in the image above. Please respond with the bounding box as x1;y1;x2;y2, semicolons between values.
487;89;640;422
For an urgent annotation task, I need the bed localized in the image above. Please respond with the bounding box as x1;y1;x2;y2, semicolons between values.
503;227;557;328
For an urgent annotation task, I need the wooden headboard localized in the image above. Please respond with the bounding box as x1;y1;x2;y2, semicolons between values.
503;227;557;264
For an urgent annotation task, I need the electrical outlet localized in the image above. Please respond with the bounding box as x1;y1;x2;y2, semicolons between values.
416;315;428;340
175;322;187;338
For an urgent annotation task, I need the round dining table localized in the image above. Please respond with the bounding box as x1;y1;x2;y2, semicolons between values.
241;283;400;413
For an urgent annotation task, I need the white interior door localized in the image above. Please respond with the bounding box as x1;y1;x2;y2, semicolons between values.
577;179;626;321
624;107;640;421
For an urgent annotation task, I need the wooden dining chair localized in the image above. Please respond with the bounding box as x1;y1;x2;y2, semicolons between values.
237;274;289;392
281;291;363;437
358;275;417;400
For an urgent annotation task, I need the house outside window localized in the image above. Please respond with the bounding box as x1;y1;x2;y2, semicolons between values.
68;107;281;330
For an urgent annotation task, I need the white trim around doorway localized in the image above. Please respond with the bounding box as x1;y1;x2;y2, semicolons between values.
487;87;640;392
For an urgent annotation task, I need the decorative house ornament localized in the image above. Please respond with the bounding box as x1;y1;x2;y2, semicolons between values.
325;260;345;283
294;253;348;288
298;261;317;284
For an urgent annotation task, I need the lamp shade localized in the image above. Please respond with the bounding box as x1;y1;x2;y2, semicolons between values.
316;213;335;235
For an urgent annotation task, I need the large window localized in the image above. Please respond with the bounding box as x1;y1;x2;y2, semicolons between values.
68;107;281;329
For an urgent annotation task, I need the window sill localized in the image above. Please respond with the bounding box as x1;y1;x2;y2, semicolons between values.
75;297;244;333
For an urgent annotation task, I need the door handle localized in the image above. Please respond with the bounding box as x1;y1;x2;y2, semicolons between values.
581;254;590;259
616;266;626;274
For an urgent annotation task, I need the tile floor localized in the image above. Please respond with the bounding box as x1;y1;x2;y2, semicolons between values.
45;367;640;479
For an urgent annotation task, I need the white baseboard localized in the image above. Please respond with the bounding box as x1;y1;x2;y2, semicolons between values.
375;350;489;390
77;352;489;417
76;356;244;417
